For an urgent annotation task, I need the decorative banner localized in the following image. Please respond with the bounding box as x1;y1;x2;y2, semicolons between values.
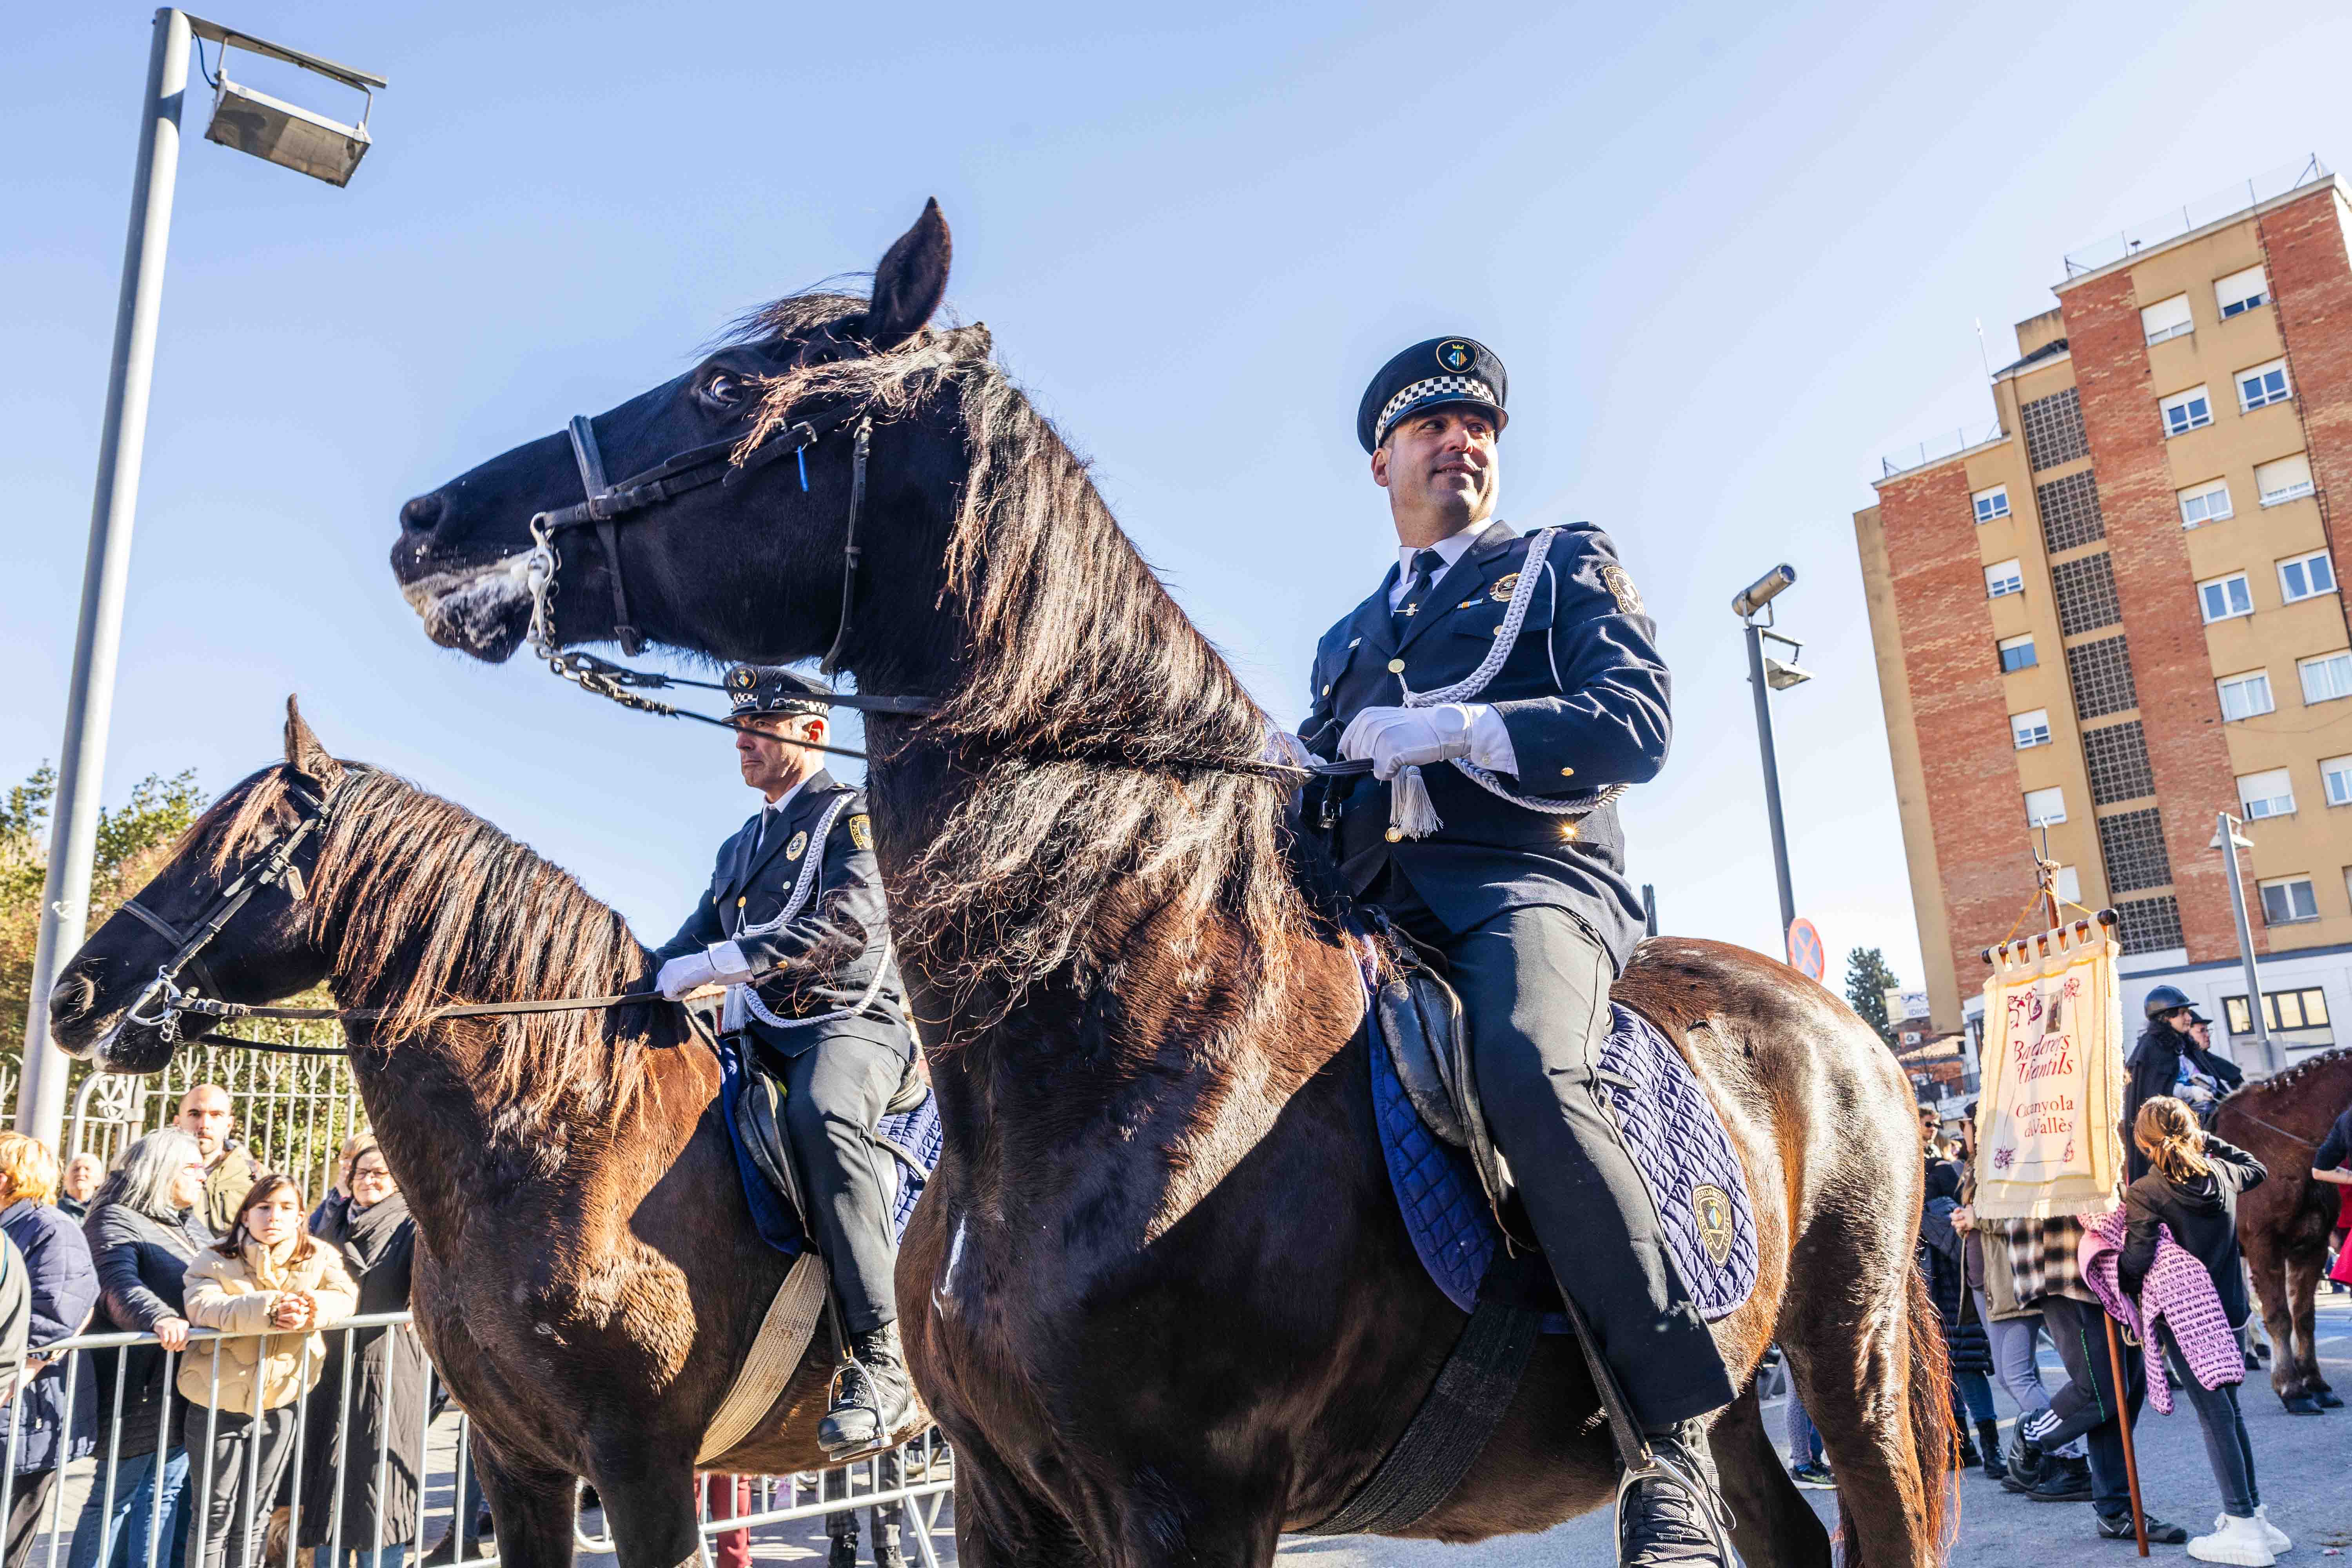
1970;924;2129;1220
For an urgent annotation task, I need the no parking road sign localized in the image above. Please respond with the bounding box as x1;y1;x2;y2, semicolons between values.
1786;918;1824;980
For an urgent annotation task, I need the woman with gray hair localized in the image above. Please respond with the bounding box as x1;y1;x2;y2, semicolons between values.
67;1129;212;1568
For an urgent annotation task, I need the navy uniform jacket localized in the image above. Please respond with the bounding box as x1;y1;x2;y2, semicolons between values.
650;769;912;1059
1299;520;1670;969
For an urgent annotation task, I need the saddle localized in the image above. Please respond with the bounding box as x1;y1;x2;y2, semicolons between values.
1370;940;1513;1222
731;1041;932;1232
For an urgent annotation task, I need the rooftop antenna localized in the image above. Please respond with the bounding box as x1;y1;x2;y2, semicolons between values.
1974;318;1993;381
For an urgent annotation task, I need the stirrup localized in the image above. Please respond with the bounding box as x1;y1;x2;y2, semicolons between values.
1613;1443;1738;1566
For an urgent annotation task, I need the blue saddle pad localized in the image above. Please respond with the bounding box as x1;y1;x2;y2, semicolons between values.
717;1036;942;1258
1371;1001;1758;1325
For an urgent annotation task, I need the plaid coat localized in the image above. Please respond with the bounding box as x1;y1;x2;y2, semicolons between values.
1996;1214;2098;1309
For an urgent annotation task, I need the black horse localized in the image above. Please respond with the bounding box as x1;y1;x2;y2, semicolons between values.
390;202;1951;1568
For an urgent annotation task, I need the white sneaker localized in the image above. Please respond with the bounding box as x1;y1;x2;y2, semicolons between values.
2189;1514;2276;1566
2254;1506;2292;1552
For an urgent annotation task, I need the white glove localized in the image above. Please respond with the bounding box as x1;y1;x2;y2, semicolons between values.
656;951;718;1000
1339;704;1475;782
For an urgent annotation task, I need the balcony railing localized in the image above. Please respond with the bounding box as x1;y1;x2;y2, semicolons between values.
2062;156;2333;278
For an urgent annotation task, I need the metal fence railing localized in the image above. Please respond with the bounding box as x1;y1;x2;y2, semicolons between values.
6;1312;951;1568
66;1029;364;1200
2061;155;2334;278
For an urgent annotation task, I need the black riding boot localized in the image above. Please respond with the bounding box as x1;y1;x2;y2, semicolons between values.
818;1323;916;1457
1617;1421;1734;1568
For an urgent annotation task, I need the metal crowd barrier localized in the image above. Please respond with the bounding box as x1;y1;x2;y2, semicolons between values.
4;1313;953;1568
68;1036;365;1200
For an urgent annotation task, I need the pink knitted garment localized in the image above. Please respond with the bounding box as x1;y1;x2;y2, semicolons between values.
2077;1205;2243;1414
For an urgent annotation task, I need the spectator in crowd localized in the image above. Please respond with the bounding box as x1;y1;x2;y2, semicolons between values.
299;1140;426;1568
2120;1097;2280;1566
704;1475;752;1568
2318;1101;2352;1295
0;1234;27;1411
178;1176;355;1568
1958;1207;2087;1495
307;1138;373;1240
0;1133;100;1568
70;1130;212;1568
822;1448;907;1568
171;1089;257;1239
1782;1377;1830;1488
1918;1160;1998;1475
59;1156;105;1223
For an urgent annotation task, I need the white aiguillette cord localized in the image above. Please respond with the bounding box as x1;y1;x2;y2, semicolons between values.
721;795;891;1032
1387;526;1627;840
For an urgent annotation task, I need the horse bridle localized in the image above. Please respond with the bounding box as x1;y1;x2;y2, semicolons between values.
117;772;344;1047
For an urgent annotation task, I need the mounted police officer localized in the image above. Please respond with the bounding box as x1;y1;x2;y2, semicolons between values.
649;665;917;1457
1299;339;1735;1567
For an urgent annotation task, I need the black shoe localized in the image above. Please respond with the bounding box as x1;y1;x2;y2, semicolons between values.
2026;1455;2092;1503
1789;1460;1835;1490
2097;1511;2187;1544
1974;1420;2006;1482
2000;1428;2045;1494
1618;1425;1735;1567
818;1324;917;1459
828;1534;860;1568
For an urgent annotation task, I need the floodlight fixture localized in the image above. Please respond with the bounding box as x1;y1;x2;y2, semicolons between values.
188;14;385;187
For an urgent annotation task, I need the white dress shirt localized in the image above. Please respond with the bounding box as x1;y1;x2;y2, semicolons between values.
711;773;815;982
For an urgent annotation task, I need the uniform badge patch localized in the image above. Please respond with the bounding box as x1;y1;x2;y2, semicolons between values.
1436;339;1475;373
848;814;873;851
1693;1183;1735;1267
784;831;808;862
1488;571;1521;603
1601;564;1645;617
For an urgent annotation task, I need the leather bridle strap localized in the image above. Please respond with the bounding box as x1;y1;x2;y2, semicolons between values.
819;416;874;677
566;417;639;656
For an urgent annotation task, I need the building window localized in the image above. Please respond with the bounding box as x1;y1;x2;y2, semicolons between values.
2012;709;2053;748
2053;553;2121;635
2161;386;2214;437
2225;988;2329;1034
2054;865;2082;906
1998;633;2038;673
1985;559;2024;598
2021;387;2091;472
2217;669;2274;720
2177;479;2233;528
2238;359;2292;412
2279;550;2336;604
2216;264;2270;319
2256;452;2315;506
2037;470;2106;552
2141;294;2195;344
2068;635;2139;719
2113;895;2184;956
2259;876;2319;925
2299;650;2352;705
1973;485;2011;523
2024;786;2067;827
2238;767;2296;819
2098;807;2172;893
2323;754;2352;807
2083;720;2155;805
2198;572;2253;622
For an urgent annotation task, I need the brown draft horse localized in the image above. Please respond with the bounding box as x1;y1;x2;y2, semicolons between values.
388;201;1953;1566
2213;1046;2352;1413
48;704;884;1568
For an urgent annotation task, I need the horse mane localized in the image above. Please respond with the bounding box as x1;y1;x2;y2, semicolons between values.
2220;1042;2352;1103
200;765;656;1117
739;292;1332;1017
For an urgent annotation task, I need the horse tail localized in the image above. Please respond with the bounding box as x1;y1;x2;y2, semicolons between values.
1834;1263;1955;1566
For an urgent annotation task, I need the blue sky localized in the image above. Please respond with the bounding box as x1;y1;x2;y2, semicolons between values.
7;0;2349;985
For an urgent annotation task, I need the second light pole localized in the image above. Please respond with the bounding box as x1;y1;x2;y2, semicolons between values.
1735;564;1811;945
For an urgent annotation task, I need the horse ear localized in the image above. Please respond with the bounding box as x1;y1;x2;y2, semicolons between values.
863;198;951;350
282;697;343;790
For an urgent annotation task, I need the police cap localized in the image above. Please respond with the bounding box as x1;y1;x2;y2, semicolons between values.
1356;336;1509;453
724;664;833;719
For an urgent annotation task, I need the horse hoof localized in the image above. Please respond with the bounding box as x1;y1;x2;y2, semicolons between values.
2316;1390;2345;1409
2281;1395;2322;1415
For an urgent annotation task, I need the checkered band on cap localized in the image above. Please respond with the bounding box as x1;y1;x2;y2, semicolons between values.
1375;375;1501;445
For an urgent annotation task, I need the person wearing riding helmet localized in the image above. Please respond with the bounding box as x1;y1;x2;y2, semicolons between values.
2126;987;2243;1180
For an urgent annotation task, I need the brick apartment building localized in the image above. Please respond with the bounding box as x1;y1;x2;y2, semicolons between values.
1857;162;2352;1073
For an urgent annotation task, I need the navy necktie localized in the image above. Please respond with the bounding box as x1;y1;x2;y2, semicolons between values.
1391;548;1445;641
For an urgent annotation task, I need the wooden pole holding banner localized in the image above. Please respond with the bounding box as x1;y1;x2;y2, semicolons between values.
2035;864;2148;1557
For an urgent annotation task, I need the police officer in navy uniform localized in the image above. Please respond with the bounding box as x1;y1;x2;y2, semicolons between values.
1300;339;1735;1566
650;664;917;1456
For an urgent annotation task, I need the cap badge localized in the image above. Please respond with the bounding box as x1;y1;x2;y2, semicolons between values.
1436;339;1475;373
785;831;808;862
1488;572;1521;602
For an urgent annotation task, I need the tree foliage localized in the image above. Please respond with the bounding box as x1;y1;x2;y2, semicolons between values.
2;763;208;1051
1845;946;1902;1049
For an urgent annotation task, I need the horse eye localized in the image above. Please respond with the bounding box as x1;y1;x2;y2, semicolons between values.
701;374;743;408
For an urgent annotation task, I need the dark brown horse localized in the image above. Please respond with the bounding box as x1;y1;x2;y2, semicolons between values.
389;202;1952;1566
2212;1046;2352;1413
47;703;885;1568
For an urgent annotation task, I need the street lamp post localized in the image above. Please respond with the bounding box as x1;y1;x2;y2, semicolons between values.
15;11;383;1147
1734;564;1810;945
2212;810;2276;1074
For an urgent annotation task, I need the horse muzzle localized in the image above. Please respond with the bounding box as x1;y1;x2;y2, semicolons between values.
393;547;536;662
